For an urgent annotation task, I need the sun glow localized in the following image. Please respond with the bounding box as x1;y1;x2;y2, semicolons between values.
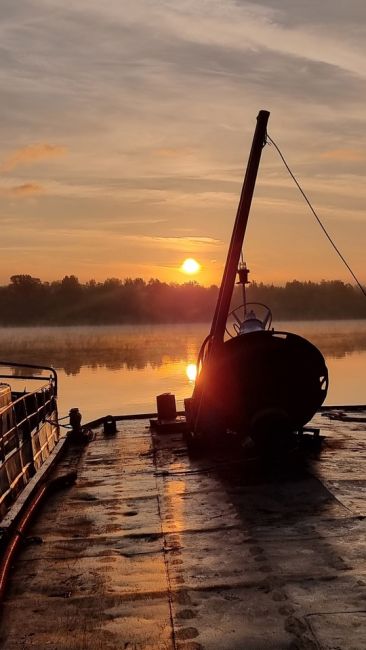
180;258;201;275
186;363;197;382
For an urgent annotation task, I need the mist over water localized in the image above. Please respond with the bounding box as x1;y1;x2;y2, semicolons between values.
0;321;365;421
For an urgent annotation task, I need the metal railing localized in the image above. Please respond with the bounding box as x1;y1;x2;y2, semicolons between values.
0;362;60;518
0;361;58;396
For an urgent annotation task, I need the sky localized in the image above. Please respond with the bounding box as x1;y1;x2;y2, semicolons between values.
1;0;366;286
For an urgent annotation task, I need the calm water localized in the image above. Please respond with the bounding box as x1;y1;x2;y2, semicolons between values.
0;321;365;423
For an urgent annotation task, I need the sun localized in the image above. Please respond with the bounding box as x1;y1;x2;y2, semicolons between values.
180;258;201;275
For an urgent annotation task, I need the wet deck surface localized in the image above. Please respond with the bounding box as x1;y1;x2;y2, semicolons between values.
1;410;366;649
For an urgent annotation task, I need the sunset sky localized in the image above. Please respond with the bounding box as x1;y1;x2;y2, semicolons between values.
1;1;366;286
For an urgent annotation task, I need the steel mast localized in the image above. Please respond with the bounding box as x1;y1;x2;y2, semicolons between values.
209;110;270;353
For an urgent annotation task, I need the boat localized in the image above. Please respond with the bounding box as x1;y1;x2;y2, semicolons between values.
187;110;328;453
0;112;365;649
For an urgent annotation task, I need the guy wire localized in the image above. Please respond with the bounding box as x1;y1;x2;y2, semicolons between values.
266;133;366;299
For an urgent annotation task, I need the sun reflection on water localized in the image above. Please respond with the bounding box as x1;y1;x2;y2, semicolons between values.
186;363;197;382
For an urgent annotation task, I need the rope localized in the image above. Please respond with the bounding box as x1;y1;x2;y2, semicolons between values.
266;133;366;299
45;419;71;429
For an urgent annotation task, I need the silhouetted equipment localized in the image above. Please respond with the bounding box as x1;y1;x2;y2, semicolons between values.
188;110;328;450
150;393;187;433
69;407;82;435
103;415;117;435
156;393;177;421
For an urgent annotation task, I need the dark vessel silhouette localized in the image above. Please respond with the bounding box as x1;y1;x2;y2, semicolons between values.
188;110;328;450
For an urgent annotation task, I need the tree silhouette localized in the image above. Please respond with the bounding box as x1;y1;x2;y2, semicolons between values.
0;276;365;325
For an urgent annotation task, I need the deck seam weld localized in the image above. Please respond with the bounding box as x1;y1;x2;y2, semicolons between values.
151;432;178;650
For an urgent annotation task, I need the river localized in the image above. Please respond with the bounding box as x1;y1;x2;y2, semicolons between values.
0;320;365;422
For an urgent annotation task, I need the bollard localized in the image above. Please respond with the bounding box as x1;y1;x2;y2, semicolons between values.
156;393;176;421
69;408;91;444
69;408;82;436
104;415;117;435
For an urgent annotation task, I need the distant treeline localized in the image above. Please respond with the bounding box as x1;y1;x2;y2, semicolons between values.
0;275;365;325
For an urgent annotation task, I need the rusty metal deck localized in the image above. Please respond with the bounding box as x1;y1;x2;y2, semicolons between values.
1;410;366;649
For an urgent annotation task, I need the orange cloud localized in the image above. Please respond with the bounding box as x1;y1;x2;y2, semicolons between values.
13;183;43;195
0;183;44;197
1;143;67;172
320;148;365;161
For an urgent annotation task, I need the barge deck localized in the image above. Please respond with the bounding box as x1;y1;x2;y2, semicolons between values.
1;409;366;649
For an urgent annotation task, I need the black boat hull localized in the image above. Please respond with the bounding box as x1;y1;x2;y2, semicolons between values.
191;330;328;446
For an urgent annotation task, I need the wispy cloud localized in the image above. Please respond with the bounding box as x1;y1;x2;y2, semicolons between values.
13;182;43;196
0;182;43;197
124;235;222;252
320;148;366;162
1;144;67;172
154;147;195;158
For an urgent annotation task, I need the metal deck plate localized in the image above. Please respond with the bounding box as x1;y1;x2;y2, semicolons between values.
1;410;365;649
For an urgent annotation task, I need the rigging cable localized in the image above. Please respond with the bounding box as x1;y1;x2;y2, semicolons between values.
266;133;366;299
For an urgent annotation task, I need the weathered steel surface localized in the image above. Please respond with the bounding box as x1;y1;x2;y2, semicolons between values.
1;410;366;649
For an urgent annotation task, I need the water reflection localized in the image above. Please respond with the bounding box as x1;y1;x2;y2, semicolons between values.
0;324;207;375
0;322;365;419
0;322;366;375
